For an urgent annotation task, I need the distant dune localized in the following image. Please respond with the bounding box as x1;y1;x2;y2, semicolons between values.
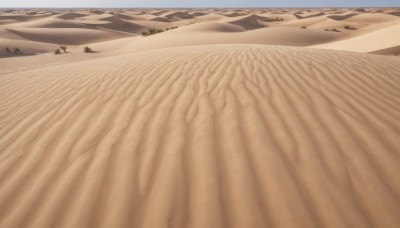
1;8;400;57
0;8;400;228
313;23;400;53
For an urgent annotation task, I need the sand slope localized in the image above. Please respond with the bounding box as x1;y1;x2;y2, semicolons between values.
6;28;128;45
2;9;400;56
313;23;400;54
0;44;399;228
102;26;341;55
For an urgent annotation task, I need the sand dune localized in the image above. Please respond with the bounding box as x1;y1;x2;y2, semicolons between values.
165;11;194;20
55;12;88;20
326;13;358;21
8;18;92;29
294;11;325;19
1;9;398;55
313;23;400;54
101;14;134;22
112;27;341;54
96;16;147;34
229;14;276;29
1;8;400;228
171;22;246;33
190;12;208;17
150;10;171;16
77;13;114;21
344;13;399;23
223;12;248;17
386;9;400;16
0;44;399;228
150;17;171;22
7;28;127;45
0;37;55;57
371;45;400;56
0;13;54;22
195;13;228;22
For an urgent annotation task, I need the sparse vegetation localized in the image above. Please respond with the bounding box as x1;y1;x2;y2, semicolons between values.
60;45;68;53
142;26;178;37
4;47;30;56
344;25;357;30
149;28;158;35
5;47;12;54
325;28;341;32
13;48;23;55
54;45;68;55
84;46;94;53
301;26;307;29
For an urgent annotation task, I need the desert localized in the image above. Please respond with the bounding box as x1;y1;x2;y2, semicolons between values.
0;7;400;228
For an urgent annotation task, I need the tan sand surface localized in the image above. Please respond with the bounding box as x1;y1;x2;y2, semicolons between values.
313;22;400;53
1;8;400;57
0;8;400;228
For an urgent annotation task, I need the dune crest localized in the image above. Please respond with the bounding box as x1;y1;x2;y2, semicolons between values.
229;14;275;29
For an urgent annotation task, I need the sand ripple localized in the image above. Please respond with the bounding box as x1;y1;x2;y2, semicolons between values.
0;45;399;228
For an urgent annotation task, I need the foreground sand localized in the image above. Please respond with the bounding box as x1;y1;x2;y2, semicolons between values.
0;44;399;228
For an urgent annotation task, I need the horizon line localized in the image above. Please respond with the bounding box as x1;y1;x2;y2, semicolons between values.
1;6;400;9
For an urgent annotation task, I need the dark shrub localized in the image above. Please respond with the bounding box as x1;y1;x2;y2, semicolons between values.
60;45;68;53
84;46;93;53
5;47;12;54
344;25;357;30
149;28;157;34
13;48;23;54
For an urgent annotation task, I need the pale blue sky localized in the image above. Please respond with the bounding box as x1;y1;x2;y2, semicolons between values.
1;0;399;8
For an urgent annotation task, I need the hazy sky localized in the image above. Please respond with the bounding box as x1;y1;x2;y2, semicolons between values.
1;0;399;8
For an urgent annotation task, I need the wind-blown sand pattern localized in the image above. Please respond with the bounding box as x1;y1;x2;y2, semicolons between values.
1;7;400;228
0;44;399;228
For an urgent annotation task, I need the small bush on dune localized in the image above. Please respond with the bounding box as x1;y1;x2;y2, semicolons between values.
13;48;23;54
142;26;178;37
344;25;357;30
5;47;12;54
148;28;157;35
325;28;341;32
54;44;68;55
60;45;68;53
301;26;307;29
84;46;94;53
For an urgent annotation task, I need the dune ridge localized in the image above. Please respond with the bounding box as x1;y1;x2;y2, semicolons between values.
0;44;399;228
2;8;400;56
